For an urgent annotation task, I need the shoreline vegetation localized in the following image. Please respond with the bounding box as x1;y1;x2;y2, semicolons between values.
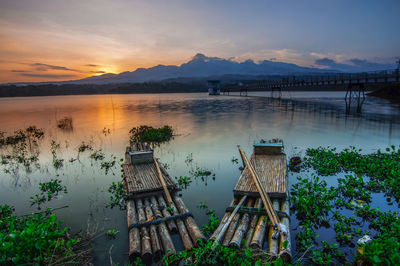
0;124;399;264
1;82;396;98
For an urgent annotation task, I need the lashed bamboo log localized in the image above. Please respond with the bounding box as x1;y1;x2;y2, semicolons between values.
213;195;247;244
268;200;280;256
245;198;262;247
151;195;177;233
222;211;241;246
126;200;141;259
250;214;267;249
143;198;163;258
229;198;254;248
158;194;193;250
173;195;206;245
278;200;292;261
209;198;236;241
135;198;152;261
149;196;176;254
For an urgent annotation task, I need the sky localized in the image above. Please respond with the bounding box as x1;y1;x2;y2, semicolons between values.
0;0;399;83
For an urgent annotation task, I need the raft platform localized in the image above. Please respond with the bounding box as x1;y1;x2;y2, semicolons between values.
122;142;205;262
210;141;292;261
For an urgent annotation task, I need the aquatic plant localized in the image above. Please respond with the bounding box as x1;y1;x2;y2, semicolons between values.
89;149;105;161
50;140;64;170
0;205;85;265
197;202;220;236
162;239;276;266
102;127;111;136
106;229;119;238
185;153;193;166
30;179;67;209
175;176;192;189
129;125;173;144
57;117;73;131
231;156;239;164
107;181;126;210
100;155;120;175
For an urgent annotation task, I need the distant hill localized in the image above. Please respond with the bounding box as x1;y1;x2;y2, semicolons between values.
72;53;332;84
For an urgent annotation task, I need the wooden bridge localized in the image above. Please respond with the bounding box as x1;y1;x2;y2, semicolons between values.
221;69;400;113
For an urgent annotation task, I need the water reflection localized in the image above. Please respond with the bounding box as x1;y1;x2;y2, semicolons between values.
0;93;399;265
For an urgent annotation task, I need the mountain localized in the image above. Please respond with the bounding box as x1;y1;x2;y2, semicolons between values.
73;53;330;84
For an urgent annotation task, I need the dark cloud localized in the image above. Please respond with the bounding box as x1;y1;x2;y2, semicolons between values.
11;70;29;72
90;70;105;74
86;64;100;67
20;73;76;79
30;63;79;72
315;57;395;72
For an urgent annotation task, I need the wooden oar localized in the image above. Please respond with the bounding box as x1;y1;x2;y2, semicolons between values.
154;157;173;204
237;146;281;232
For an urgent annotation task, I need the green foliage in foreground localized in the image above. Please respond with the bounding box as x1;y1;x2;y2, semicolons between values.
162;240;286;266
129;125;173;144
0;205;81;265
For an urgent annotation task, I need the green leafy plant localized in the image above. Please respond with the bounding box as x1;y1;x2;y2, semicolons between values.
107;181;126;210
30;179;67;209
129;125;173;144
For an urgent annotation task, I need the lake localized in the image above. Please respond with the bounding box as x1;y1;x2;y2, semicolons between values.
0;92;399;265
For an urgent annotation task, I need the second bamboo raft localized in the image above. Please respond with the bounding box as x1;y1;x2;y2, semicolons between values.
122;142;205;263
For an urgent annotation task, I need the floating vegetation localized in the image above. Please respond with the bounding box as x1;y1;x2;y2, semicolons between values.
106;229;119;238
89;149;105;161
291;146;400;264
185;153;193;166
30;179;67;209
189;166;216;186
76;141;93;160
231;156;239;164
0;205;88;265
102;127;111;136
57;117;73;131
0;126;44;174
303;145;400;202
50;140;64;170
175;176;192;189
107;181;126;210
100;155;121;175
129;125;173;144
197;202;220;236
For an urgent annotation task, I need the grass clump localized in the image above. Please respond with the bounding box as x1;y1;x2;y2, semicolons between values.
129;125;173;144
57;117;73;131
0;205;85;265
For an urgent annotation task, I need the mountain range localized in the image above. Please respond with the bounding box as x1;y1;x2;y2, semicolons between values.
74;53;332;84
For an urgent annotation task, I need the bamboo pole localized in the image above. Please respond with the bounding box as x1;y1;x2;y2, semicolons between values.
126;200;141;260
279;199;292;261
222;211;241;246
143;198;163;259
149;197;176;255
167;198;194;250
209;198;236;241
238;146;281;233
135;198;152;261
245;198;262;247
173;195;206;245
154;157;173;204
213;195;247;244
229;199;254;248
152;195;178;233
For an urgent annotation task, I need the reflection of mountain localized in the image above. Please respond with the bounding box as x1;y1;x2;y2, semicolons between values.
75;53;329;84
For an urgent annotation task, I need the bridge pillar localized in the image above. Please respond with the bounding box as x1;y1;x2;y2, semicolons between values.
345;83;365;114
271;86;282;99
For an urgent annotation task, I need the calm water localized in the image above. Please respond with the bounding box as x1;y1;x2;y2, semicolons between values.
0;92;399;264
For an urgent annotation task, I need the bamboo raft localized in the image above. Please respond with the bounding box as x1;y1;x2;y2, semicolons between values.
122;142;205;262
211;141;292;261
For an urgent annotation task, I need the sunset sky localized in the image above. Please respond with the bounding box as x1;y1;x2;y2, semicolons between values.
0;0;399;83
